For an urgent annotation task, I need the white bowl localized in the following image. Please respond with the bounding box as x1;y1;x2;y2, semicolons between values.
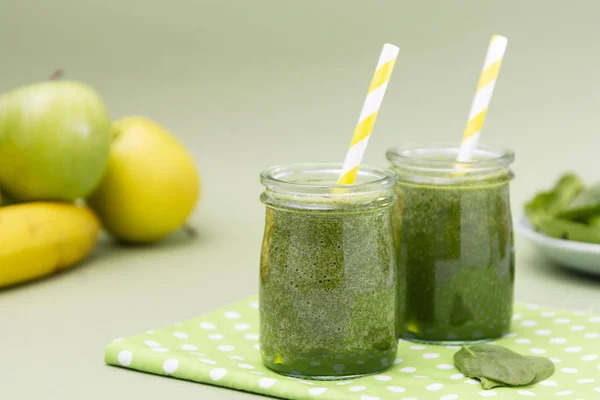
516;214;600;275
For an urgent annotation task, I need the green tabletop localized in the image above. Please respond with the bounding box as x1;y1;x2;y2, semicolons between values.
1;1;600;399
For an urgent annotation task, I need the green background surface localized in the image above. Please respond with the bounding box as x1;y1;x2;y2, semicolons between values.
1;1;599;399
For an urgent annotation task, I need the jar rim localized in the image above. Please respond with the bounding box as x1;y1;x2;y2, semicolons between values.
260;162;398;195
386;143;515;170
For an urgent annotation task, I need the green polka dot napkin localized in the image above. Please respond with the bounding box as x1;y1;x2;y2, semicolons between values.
104;296;600;399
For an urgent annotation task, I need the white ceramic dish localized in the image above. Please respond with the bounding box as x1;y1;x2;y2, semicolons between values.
516;214;600;275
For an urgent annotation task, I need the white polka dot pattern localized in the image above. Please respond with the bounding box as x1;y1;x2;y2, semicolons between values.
104;298;600;399
209;368;227;381
426;383;443;391
162;358;178;374
387;386;405;392
117;350;132;366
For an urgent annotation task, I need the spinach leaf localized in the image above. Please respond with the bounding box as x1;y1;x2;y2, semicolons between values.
523;173;600;243
480;377;504;390
589;215;600;229
524;173;584;226
535;218;600;244
454;344;536;386
454;344;555;390
525;356;555;385
558;183;600;220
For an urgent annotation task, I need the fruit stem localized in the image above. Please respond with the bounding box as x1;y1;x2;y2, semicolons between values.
50;69;64;80
182;223;197;238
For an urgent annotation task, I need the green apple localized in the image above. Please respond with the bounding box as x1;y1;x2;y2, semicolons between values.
0;80;111;201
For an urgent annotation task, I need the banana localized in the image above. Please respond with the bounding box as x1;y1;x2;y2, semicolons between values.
0;202;100;288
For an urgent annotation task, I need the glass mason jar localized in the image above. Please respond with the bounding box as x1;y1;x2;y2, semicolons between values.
386;144;515;344
259;163;398;380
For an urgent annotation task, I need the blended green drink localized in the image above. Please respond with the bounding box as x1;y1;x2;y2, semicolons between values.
259;164;398;380
387;145;515;344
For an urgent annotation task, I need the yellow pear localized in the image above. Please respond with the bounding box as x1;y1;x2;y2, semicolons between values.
87;117;200;243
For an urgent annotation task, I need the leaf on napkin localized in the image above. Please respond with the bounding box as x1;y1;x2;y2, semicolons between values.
454;344;536;386
526;355;556;385
453;344;555;390
480;377;504;390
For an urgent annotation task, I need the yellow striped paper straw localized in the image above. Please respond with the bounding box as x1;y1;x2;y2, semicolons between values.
457;35;508;162
338;43;400;184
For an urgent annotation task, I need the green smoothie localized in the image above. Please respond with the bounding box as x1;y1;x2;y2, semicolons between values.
259;166;398;379
388;146;515;343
